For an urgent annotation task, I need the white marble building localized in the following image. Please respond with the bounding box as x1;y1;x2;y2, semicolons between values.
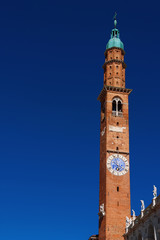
124;188;160;240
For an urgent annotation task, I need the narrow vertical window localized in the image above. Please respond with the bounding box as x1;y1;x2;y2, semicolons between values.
112;100;116;111
118;101;122;112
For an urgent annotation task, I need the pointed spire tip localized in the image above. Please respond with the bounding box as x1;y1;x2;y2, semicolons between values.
113;12;117;28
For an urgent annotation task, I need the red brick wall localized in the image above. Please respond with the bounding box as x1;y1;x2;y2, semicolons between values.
103;48;125;88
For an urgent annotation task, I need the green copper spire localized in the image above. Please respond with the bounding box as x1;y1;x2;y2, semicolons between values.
106;13;124;50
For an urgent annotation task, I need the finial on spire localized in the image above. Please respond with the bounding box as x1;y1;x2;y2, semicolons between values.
113;12;117;28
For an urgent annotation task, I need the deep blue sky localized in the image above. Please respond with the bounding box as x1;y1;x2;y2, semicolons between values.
0;0;160;239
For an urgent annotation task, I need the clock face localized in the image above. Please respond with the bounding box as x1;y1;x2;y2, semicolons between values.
107;154;129;176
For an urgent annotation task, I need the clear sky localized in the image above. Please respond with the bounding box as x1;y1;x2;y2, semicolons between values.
0;0;160;239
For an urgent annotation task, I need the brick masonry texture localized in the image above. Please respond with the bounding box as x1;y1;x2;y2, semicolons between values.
99;47;131;240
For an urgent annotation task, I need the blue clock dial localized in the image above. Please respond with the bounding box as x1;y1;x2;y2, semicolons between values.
111;158;125;172
107;154;129;176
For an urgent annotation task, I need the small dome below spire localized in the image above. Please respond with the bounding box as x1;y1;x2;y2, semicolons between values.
106;15;124;50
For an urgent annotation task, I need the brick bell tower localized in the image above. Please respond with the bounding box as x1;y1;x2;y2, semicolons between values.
89;16;132;240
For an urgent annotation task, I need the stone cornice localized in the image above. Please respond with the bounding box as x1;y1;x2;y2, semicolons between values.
97;86;132;102
107;150;129;155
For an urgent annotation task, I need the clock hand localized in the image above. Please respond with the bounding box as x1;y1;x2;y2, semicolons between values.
115;161;125;171
119;164;125;171
115;163;120;170
112;160;117;166
113;159;120;170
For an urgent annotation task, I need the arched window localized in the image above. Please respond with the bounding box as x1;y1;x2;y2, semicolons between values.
138;234;142;240
148;224;155;240
112;98;123;117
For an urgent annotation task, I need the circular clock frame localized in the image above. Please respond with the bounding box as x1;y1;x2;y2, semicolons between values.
107;154;129;176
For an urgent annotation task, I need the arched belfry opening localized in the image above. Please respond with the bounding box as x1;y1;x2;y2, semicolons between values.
112;97;123;117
